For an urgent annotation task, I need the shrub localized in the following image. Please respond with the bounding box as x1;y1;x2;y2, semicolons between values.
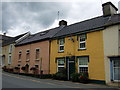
52;68;67;80
40;74;52;79
79;72;89;83
71;73;80;82
52;72;67;80
2;66;7;71
14;67;20;70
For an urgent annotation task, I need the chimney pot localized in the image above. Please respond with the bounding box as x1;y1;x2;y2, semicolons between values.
3;32;6;36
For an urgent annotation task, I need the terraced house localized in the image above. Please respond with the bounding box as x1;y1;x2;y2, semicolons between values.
13;26;63;74
1;32;30;69
50;2;120;86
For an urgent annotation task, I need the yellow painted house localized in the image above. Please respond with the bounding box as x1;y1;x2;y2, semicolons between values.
50;27;105;82
50;2;120;85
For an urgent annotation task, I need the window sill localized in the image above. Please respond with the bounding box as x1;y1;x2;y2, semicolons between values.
78;48;86;51
35;59;40;61
18;60;21;62
26;59;30;62
58;51;64;53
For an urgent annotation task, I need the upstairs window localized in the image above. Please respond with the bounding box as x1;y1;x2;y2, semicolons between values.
35;49;40;60
18;51;22;61
59;38;64;52
9;44;13;53
26;50;30;61
79;34;86;50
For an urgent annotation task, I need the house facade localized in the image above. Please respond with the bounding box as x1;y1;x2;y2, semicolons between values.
50;31;105;82
13;27;63;74
1;32;30;69
14;40;50;74
103;24;120;85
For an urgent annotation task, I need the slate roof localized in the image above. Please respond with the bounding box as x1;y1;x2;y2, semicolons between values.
2;33;27;46
53;14;120;38
15;26;63;46
16;14;120;46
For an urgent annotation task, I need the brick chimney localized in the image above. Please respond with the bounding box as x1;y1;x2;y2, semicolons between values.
102;2;118;16
59;20;67;27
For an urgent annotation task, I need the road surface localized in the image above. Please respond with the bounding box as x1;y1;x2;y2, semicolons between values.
2;72;119;89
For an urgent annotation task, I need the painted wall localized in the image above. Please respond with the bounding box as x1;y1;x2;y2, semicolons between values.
2;44;15;68
103;25;119;84
13;40;50;74
50;30;105;81
118;25;120;55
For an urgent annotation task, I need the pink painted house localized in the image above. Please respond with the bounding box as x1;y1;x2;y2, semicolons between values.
13;26;63;74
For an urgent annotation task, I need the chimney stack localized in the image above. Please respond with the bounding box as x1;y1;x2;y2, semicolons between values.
102;2;118;16
59;20;67;27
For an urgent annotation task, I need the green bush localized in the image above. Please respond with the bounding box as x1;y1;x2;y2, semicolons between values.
71;72;89;83
52;68;67;80
71;73;80;82
52;72;67;80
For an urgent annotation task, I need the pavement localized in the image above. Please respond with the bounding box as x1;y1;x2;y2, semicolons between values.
2;71;120;89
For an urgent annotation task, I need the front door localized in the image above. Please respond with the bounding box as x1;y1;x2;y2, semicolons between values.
66;56;75;80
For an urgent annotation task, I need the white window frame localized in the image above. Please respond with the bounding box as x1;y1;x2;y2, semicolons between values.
59;39;64;52
2;55;5;66
78;57;88;73
18;50;22;61
79;34;86;50
57;59;65;72
112;60;120;82
26;49;30;61
9;44;13;53
8;55;12;65
35;48;40;60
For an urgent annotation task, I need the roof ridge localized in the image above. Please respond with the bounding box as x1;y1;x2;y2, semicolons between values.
66;15;104;27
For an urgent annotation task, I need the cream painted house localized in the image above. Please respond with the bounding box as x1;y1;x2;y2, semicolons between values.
1;32;30;69
103;24;120;86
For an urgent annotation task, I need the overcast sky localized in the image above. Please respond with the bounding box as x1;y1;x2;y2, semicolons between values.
1;0;120;36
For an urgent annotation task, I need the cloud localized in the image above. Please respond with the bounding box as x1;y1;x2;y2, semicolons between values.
2;0;119;36
2;2;72;36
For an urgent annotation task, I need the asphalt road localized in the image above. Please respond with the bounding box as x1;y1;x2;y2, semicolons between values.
2;72;119;89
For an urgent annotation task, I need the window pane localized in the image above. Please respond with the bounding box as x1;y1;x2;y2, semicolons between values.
58;67;64;72
80;35;86;41
79;57;88;65
79;67;88;73
80;43;85;48
8;56;11;64
19;54;21;60
113;60;120;67
114;67;120;80
60;46;64;51
36;49;40;59
58;60;64;65
59;39;64;45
